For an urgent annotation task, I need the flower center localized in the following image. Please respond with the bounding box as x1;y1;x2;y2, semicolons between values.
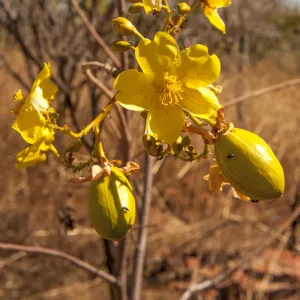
159;73;183;106
30;86;50;113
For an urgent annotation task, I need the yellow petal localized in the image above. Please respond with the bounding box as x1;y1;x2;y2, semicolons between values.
31;62;57;100
29;87;50;113
207;0;231;8
148;104;185;143
143;0;162;14
203;6;226;33
135;32;180;76
31;62;51;91
15;141;47;169
12;102;46;144
39;78;58;100
38;127;55;151
115;69;157;111
181;85;221;125
15;127;55;169
205;164;222;193
154;32;180;72
179;44;221;86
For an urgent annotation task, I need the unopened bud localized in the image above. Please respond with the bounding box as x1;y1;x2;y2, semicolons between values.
111;40;135;53
177;2;191;15
112;17;139;37
128;3;144;13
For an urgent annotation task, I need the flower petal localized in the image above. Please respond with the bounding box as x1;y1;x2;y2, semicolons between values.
135;32;180;76
148;104;185;143
207;0;232;8
114;69;158;111
179;44;221;86
12;102;46;144
15;141;47;169
143;0;162;14
202;6;226;33
180;85;222;125
31;62;57;101
31;63;51;91
39;78;58;100
15;127;55;169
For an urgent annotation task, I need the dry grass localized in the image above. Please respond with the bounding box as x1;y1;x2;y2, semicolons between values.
0;50;299;299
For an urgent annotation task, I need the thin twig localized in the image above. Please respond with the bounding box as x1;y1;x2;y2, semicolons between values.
81;62;132;158
81;63;114;99
224;77;300;107
0;54;30;91
0;242;118;286
131;155;154;300
71;0;121;68
81;61;119;75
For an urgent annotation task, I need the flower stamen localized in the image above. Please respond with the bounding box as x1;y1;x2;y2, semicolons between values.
159;73;183;106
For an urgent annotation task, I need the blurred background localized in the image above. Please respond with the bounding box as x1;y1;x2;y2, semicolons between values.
0;0;300;299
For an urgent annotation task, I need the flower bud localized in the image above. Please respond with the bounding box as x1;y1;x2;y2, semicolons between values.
177;2;191;15
128;3;144;14
88;166;136;241
214;128;285;201
111;40;135;53
112;17;139;37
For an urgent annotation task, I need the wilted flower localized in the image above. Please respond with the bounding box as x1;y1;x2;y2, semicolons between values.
12;63;57;144
15;127;55;169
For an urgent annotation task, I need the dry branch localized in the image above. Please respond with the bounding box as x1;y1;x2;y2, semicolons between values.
71;0;121;68
225;77;300;107
131;155;154;300
0;242;119;286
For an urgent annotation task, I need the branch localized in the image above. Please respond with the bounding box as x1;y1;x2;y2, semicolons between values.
131;155;154;300
0;54;30;91
71;0;121;68
0;242;119;286
180;205;300;300
81;62;132;152
224;77;300;107
81;62;114;99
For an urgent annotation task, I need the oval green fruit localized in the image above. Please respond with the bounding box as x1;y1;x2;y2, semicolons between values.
88;166;136;241
214;128;285;201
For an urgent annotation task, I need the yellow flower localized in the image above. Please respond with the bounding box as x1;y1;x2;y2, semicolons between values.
114;32;221;143
201;0;232;33
143;0;162;14
12;62;57;144
15;127;55;169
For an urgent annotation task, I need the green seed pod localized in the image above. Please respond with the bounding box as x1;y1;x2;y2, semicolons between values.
214;128;285;201
88;166;136;241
